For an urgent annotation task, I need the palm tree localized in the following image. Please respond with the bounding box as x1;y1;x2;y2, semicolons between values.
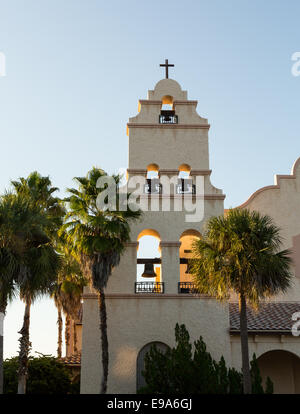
62;277;85;354
51;248;85;358
54;274;86;357
16;214;61;394
11;171;65;239
11;172;64;394
52;287;63;358
61;167;141;393
0;193;37;394
191;208;292;394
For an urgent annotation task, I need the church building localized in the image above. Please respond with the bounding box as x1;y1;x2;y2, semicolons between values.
74;62;300;394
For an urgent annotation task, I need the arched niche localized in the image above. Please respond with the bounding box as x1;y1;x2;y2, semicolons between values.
136;342;169;392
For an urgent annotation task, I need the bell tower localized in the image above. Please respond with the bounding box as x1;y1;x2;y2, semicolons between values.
80;67;230;394
127;77;210;173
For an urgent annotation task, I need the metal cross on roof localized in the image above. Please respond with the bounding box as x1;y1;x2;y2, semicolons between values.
159;59;174;79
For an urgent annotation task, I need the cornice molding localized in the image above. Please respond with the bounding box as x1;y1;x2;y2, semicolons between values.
137;100;198;106
138;100;162;105
127;123;210;130
125;241;139;248
82;293;212;299
127;169;212;176
159;241;182;248
137;194;225;200
127;169;147;175
190;169;212;176
173;100;198;106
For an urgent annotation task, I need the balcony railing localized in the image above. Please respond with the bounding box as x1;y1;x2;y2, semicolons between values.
178;282;199;294
176;178;196;195
159;110;178;124
135;282;164;294
144;178;162;194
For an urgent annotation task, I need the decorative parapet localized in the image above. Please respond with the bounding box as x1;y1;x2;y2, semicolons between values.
238;157;300;209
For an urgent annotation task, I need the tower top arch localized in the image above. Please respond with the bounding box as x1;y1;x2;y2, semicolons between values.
148;79;187;101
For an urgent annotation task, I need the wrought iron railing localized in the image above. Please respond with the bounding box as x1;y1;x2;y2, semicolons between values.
144;179;162;194
178;282;199;294
159;111;178;124
135;282;164;294
176;183;196;195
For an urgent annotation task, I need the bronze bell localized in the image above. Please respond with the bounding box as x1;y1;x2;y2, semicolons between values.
142;263;157;278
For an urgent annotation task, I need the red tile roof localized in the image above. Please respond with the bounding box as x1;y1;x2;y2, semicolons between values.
60;352;81;366
230;302;300;333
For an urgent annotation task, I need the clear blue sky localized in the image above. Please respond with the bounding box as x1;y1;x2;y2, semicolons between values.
1;0;300;358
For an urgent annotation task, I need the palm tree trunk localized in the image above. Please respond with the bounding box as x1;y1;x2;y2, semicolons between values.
17;297;32;394
239;292;252;394
73;320;78;354
0;302;6;395
57;304;63;358
98;288;108;394
65;314;70;356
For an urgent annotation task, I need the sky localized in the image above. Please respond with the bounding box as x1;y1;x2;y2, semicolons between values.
0;0;300;358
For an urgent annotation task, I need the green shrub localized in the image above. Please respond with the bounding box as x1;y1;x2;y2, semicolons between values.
138;324;273;394
4;354;78;394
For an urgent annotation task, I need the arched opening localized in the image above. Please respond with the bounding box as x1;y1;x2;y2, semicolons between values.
145;164;161;194
136;230;162;293
179;230;201;293
136;341;169;392
159;96;177;124
178;163;191;176
146;163;159;179
177;165;194;194
257;350;300;394
161;95;173;109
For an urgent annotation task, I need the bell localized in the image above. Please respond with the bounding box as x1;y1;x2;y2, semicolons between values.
142;263;157;278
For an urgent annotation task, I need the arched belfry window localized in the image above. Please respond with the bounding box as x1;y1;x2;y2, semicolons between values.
145;164;161;194
177;165;195;194
136;230;163;293
159;95;178;124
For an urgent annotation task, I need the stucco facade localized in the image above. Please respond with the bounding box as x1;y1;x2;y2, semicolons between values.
80;77;300;394
238;158;300;301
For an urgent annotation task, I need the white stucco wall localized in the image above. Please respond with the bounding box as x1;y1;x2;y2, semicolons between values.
81;291;231;394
